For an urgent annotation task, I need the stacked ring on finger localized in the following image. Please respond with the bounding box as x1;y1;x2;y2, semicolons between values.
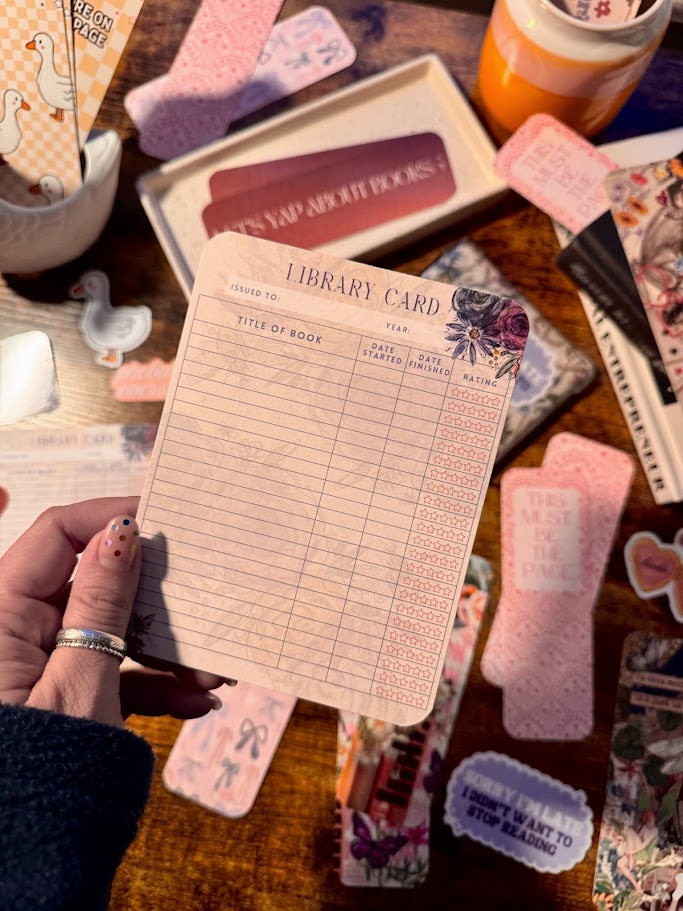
55;627;127;662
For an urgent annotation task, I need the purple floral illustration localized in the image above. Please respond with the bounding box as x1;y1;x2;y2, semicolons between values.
350;812;409;869
423;749;444;794
446;288;528;377
121;424;157;462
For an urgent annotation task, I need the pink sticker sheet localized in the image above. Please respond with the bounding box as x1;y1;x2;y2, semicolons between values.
122;0;284;160
125;6;356;138
481;432;634;740
163;681;296;818
494;113;618;234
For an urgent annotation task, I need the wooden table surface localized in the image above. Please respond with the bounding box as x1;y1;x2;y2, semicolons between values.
1;1;683;909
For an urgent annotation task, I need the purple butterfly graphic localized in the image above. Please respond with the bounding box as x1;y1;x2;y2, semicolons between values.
656;190;669;207
350;813;408;869
423;749;444;794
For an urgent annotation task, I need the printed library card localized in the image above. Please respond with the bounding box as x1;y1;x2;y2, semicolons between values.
0;1;81;206
604;159;683;404
0;424;155;556
593;633;683;911
130;234;528;724
335;555;491;887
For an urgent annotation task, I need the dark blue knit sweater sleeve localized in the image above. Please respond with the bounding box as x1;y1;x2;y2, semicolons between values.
0;703;154;911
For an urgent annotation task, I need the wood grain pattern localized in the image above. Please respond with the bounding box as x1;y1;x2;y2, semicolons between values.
1;2;682;909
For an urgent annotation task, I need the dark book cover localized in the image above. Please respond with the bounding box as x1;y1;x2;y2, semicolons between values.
555;210;669;389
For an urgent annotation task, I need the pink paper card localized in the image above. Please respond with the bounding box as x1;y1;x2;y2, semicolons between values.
561;0;641;23
163;681;296;818
603;160;683;403
123;0;284;160
494;113;618;234
499;469;591;740
111;358;175;402
481;433;634;692
130;233;528;725
233;5;356;119
0;2;81;205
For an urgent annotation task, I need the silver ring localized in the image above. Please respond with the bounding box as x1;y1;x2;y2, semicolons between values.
55;627;127;662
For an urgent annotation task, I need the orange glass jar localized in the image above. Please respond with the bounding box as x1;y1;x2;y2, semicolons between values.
477;0;672;140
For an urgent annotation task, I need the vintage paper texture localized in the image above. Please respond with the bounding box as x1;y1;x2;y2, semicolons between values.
130;233;527;724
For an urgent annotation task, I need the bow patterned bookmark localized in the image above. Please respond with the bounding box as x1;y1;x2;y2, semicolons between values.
163;681;296;818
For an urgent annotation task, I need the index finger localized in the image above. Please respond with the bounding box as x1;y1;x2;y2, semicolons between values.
1;497;140;600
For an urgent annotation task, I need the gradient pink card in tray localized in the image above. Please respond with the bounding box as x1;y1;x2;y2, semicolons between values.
202;133;456;248
129;233;528;725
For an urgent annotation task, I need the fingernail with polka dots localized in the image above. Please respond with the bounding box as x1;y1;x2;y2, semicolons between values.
99;516;140;571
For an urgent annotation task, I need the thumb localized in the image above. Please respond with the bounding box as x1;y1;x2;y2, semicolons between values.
34;514;141;725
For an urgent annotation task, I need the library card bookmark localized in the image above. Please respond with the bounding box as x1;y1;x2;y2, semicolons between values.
129;234;528;724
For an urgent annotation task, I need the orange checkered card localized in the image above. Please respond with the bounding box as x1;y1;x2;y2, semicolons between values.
0;1;81;206
72;0;144;145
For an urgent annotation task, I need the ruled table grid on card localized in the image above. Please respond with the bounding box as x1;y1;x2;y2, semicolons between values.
137;294;505;710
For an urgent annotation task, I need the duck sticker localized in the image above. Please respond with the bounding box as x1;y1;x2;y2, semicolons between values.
0;90;30;164
26;33;75;122
29;174;65;205
71;270;153;369
0;3;81;206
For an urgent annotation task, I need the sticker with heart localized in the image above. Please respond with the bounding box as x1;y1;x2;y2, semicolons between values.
625;531;683;623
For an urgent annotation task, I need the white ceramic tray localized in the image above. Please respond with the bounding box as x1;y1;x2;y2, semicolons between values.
138;54;506;300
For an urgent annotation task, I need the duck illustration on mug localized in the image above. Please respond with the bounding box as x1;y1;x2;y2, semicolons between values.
25;32;75;122
0;89;30;163
28;174;65;206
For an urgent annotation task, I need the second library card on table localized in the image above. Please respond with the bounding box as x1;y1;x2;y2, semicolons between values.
131;234;528;724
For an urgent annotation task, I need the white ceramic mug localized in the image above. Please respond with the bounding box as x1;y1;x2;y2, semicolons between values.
0;130;121;274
